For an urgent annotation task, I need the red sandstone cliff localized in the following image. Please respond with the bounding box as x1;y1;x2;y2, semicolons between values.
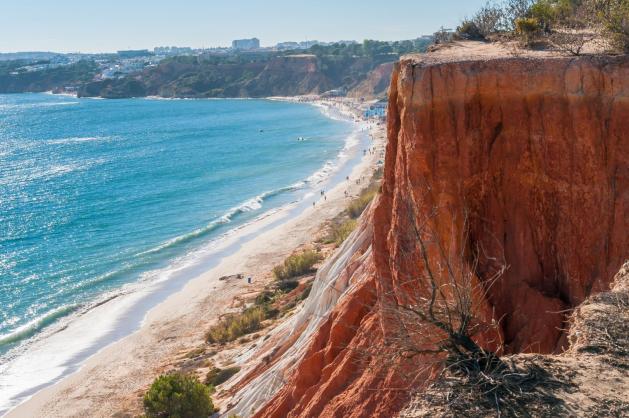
228;46;628;418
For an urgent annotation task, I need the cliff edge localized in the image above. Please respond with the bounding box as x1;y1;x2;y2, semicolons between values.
226;43;628;417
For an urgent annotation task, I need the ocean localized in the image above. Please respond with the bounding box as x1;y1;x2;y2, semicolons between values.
0;93;362;413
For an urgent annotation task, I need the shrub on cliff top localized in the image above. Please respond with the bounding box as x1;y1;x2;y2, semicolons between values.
457;20;486;40
515;17;543;44
469;1;506;38
272;250;322;280
143;373;214;418
504;0;536;29
585;0;629;52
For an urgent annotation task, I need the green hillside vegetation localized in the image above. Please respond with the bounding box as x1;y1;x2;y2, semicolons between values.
77;39;431;98
0;60;98;93
0;39;431;98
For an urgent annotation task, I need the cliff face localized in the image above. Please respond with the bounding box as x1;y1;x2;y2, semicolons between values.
347;62;394;99
230;51;628;418
379;55;628;355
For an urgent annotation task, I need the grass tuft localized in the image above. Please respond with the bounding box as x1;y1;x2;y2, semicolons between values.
206;306;267;344
346;183;379;219
205;366;241;387
272;250;322;280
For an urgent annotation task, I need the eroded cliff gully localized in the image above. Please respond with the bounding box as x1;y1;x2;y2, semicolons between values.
228;52;628;418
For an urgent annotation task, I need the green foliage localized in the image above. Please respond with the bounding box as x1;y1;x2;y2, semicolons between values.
0;60;99;94
328;219;358;246
347;184;379;219
504;0;536;29
143;373;214;418
529;1;558;29
206;306;267;344
306;38;431;59
272;250;322;280
585;0;629;52
276;279;299;293
527;0;581;29
205;366;241;387
515;17;543;43
458;0;628;52
254;290;275;306
457;21;486;40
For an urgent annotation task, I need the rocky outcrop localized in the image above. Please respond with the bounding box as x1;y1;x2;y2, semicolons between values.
228;49;628;418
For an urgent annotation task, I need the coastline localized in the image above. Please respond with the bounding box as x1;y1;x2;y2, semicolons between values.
4;96;386;417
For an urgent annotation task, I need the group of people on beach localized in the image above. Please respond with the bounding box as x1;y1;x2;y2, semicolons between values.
313;189;327;207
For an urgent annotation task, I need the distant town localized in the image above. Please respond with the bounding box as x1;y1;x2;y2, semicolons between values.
1;37;432;85
0;36;434;98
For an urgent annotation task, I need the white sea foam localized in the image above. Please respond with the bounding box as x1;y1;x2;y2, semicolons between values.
137;182;306;259
46;136;113;145
0;305;79;348
0;101;79;111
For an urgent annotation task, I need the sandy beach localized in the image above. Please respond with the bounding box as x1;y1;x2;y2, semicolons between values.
5;97;386;418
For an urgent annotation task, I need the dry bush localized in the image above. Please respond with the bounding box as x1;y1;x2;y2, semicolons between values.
549;29;597;54
400;357;570;417
515;17;544;45
377;197;507;380
477;1;507;36
504;0;536;29
457;20;486;40
583;0;629;52
377;189;575;416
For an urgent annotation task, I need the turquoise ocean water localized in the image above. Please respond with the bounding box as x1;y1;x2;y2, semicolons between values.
0;93;353;362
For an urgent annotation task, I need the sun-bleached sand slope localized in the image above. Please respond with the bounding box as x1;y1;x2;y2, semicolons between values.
6;98;386;418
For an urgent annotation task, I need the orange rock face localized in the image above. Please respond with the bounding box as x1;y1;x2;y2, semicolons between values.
253;54;628;418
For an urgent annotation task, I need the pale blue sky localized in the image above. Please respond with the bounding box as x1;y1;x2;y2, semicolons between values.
0;0;488;53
